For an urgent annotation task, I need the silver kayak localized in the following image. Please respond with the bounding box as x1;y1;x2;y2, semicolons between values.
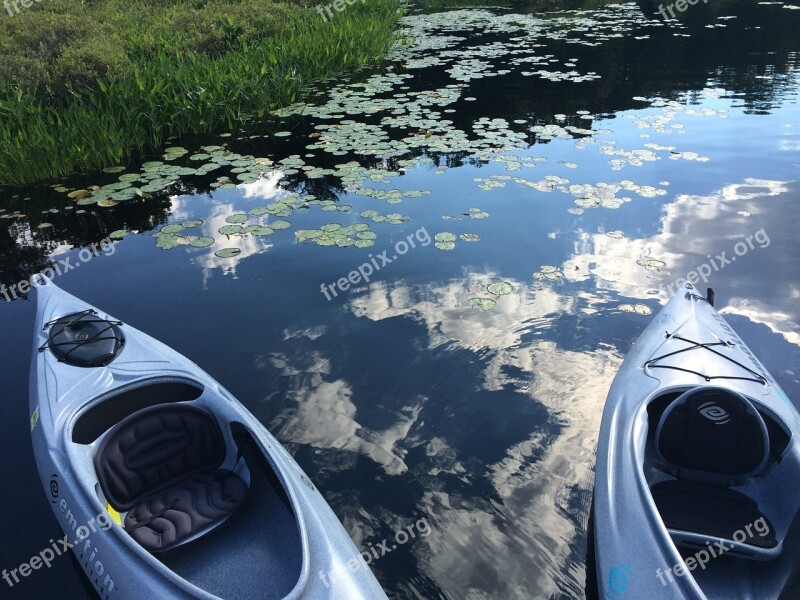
28;276;388;600
594;284;800;600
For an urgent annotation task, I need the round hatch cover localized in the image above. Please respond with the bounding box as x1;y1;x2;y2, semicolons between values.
43;310;124;367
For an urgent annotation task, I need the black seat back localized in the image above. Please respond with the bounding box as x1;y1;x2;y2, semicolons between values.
656;386;769;480
94;403;226;511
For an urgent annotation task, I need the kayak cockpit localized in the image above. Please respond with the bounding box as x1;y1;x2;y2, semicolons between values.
649;386;781;559
642;386;800;597
71;381;304;600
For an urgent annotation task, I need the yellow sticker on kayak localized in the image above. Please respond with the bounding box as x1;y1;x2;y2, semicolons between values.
30;407;39;431
106;502;121;526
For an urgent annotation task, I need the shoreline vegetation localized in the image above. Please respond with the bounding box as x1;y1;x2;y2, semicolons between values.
0;0;406;187
0;0;624;188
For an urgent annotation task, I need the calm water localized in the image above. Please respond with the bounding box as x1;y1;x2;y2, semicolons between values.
2;2;800;598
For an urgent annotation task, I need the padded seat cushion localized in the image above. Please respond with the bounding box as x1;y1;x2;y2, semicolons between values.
651;479;777;549
125;470;247;552
95;403;226;512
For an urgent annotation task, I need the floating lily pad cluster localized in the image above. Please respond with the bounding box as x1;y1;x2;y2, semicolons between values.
53;145;281;206
28;4;731;284
619;303;653;315
295;223;377;248
359;209;411;225
534;265;565;281
468;280;513;311
355;188;430;204
442;207;489;221
151;221;215;250
434;232;456;251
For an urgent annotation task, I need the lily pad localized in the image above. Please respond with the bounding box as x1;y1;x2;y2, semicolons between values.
226;214;248;224
156;235;180;250
109;229;130;239
219;225;244;236
488;281;513;296
249;226;275;236
161;224;183;234
469;297;497;311
460;233;480;242
190;237;215;248
215;248;242;258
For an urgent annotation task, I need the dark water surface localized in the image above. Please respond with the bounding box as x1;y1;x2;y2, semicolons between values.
1;2;800;598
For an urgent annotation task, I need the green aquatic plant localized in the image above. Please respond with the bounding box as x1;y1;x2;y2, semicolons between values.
469;297;497;311
0;0;407;186
488;281;512;296
534;265;565;281
215;248;242;258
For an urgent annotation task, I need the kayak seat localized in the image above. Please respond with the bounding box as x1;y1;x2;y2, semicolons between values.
651;479;778;551
94;403;248;552
652;386;779;559
124;470;247;552
655;386;770;480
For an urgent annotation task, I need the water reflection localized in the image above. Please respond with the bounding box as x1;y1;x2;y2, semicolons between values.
560;178;800;342
342;277;622;597
0;2;798;599
268;349;423;476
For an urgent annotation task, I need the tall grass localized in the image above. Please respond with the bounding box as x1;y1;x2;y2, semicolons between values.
0;0;405;186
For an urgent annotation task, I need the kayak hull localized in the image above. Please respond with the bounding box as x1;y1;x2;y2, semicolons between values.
593;284;800;600
29;278;388;600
